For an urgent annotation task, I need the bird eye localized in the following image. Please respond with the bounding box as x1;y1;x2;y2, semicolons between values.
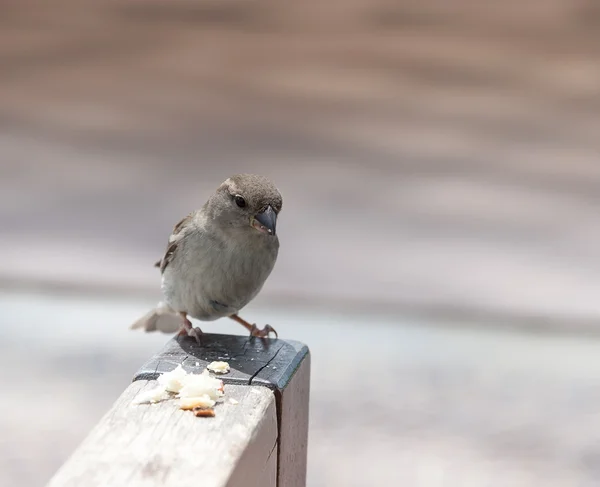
234;195;246;208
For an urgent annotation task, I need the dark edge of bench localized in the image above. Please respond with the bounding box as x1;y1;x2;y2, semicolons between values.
133;333;309;393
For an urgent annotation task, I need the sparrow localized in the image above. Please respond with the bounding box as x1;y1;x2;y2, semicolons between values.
130;174;282;342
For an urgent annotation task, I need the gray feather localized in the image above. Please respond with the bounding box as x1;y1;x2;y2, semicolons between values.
131;174;282;333
130;303;182;333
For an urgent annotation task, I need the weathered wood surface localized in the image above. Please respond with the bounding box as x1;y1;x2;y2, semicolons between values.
46;334;310;487
47;381;277;487
134;334;309;391
134;334;311;487
277;351;310;487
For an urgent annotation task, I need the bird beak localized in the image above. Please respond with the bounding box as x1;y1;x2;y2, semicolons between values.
252;205;277;235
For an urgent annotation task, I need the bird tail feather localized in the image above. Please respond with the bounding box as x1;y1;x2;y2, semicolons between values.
130;303;182;334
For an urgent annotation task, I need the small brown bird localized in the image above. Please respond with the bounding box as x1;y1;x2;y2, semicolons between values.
130;174;282;341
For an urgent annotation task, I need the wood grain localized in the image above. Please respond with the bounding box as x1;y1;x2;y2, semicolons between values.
276;352;310;487
134;335;311;486
134;334;310;392
46;381;277;487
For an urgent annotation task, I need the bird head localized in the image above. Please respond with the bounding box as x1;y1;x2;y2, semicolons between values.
207;174;283;237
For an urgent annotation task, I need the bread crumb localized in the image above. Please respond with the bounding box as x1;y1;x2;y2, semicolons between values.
207;361;230;374
194;408;216;417
157;365;188;393
133;386;171;405
133;365;225;414
228;398;239;405
180;395;216;410
178;373;224;400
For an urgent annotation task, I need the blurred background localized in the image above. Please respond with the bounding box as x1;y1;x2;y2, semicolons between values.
2;0;600;485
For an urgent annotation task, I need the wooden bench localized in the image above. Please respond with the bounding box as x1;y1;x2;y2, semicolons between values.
46;334;311;487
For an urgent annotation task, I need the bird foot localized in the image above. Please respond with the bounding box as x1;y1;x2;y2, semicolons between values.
229;314;278;339
177;313;203;344
249;323;278;339
187;326;204;344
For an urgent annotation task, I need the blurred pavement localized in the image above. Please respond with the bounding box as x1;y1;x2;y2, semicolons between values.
3;291;600;487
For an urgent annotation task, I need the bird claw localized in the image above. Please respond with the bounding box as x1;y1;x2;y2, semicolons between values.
187;326;204;344
177;315;203;345
249;323;278;339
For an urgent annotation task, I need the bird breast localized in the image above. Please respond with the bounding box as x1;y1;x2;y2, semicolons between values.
161;228;278;321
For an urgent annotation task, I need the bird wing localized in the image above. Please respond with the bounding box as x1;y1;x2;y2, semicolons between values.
155;212;195;273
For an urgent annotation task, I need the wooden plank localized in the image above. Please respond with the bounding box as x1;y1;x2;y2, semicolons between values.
46;380;277;487
134;334;310;391
276;353;310;487
134;334;311;487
